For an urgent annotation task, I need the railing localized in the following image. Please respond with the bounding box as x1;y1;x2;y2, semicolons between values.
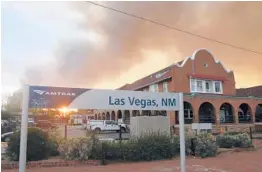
199;116;215;123
220;115;234;123
175;118;193;124
255;117;262;123
239;115;252;123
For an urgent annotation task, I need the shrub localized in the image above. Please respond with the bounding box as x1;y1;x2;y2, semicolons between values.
7;127;51;161
58;137;94;161
102;141;122;160
172;135;196;156
87;131;102;160
216;133;252;148
194;133;217;158
224;132;243;136
103;133;175;161
47;128;63;156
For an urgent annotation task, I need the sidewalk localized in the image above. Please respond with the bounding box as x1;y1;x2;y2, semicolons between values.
3;148;262;172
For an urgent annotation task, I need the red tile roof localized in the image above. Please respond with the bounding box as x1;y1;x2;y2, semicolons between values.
118;64;175;90
118;84;131;90
236;86;262;98
188;74;227;81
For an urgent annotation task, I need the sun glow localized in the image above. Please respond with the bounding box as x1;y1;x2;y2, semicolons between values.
58;107;78;113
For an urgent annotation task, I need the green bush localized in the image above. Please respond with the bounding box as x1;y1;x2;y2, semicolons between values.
216;133;252;148
87;131;102;160
58;137;94;161
103;133;175;161
172;135;195;156
47;128;64;156
103;133;218;161
194;133;217;158
224;132;244;136
7;127;51;161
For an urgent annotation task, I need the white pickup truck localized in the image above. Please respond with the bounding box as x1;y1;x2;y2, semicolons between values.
85;120;128;133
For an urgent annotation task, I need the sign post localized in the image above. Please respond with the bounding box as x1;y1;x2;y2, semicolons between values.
19;86;185;172
19;85;29;172
178;93;185;172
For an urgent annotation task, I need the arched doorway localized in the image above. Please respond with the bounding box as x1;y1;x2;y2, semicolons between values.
238;103;252;123
132;110;140;117
159;111;167;116
111;111;116;121
124;110;130;124
94;114;98;120
219;103;234;123
184;102;193;124
152;111;159;116
255;104;262;122
199;102;215;123
142;110;152;116
117;110;122;123
98;113;101;120
102;113;106;120
106;112;110;120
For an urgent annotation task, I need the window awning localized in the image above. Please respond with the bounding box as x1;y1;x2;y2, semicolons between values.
188;74;227;81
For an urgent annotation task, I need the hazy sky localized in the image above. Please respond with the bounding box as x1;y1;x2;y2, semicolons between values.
1;1;262;97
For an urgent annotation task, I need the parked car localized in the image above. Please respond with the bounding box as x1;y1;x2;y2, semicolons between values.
1;131;14;142
28;118;36;127
1;120;8;126
35;120;57;130
86;120;128;133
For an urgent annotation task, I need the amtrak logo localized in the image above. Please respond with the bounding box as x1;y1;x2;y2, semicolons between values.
33;90;45;95
33;90;76;96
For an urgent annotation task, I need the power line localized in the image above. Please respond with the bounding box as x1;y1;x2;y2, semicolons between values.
86;1;262;55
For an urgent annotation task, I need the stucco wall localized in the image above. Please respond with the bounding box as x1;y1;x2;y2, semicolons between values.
130;116;170;137
172;49;236;95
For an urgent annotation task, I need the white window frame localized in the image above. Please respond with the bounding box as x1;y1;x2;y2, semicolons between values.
184;109;193;119
149;84;159;92
214;81;223;94
155;84;159;92
190;78;223;94
149;85;155;92
163;82;168;92
204;80;213;93
196;80;203;92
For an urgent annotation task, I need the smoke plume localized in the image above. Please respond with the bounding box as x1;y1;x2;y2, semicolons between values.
22;1;262;89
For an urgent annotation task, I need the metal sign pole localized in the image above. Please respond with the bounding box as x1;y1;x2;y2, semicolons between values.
178;93;186;172
19;85;30;172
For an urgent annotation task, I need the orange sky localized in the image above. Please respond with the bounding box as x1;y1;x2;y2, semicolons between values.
20;1;262;90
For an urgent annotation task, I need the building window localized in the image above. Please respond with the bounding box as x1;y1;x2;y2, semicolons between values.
155;84;159;92
190;79;196;92
190;78;223;94
149;84;159;92
163;82;168;92
214;82;221;93
196;80;203;92
205;80;213;93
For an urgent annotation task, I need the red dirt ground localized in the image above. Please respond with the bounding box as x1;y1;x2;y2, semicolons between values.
3;148;262;172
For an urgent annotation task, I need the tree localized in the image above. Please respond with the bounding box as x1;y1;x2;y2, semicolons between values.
1;110;14;120
5;89;22;113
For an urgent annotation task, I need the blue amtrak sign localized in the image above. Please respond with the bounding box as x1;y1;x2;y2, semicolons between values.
28;85;181;110
28;86;89;108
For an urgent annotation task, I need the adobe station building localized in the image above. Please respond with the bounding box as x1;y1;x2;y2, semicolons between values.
94;49;262;132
